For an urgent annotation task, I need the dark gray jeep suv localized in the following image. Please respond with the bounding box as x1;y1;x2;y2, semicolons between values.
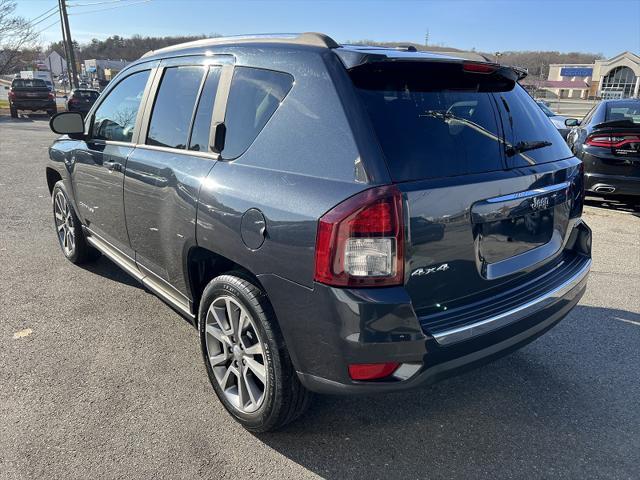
46;33;592;432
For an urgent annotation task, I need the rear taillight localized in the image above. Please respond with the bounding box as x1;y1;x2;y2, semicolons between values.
68;98;78;104
585;133;640;148
48;92;55;100
7;91;15;100
314;185;404;287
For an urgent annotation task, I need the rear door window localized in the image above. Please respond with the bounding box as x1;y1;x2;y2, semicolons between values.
351;62;504;181
188;67;222;152
495;86;573;167
147;66;206;149
222;67;293;160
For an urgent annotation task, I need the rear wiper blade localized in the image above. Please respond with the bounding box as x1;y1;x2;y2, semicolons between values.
506;140;552;157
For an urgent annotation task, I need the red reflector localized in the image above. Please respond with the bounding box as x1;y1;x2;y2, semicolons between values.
349;362;400;380
463;62;498;74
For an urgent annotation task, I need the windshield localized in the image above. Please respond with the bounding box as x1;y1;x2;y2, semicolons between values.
351;62;568;181
536;101;556;117
605;101;640;124
12;79;46;88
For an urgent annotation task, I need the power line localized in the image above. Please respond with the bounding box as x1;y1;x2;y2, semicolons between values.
68;0;151;15
35;19;61;36
26;4;58;25
27;10;60;28
68;0;133;6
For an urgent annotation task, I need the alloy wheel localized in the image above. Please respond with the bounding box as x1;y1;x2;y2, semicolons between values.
54;191;75;256
204;296;268;414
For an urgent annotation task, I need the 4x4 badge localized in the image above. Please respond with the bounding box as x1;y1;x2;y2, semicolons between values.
531;196;549;211
411;263;450;277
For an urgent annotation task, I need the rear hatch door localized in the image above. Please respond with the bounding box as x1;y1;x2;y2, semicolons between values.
349;59;582;326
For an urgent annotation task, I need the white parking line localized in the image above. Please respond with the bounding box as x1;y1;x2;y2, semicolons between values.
614;316;640;327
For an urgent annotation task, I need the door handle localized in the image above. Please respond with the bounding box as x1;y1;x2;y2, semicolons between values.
104;161;122;172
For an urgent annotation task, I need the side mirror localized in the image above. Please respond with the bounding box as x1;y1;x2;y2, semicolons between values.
210;122;226;154
3;86;8;90
565;118;579;127
49;111;85;137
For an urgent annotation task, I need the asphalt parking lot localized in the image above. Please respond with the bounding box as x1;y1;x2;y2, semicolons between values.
1;115;639;480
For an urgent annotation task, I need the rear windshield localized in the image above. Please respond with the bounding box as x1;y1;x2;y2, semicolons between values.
74;90;99;99
605;101;640;124
351;62;570;181
12;79;46;88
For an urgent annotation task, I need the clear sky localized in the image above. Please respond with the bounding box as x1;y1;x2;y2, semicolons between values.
17;0;640;58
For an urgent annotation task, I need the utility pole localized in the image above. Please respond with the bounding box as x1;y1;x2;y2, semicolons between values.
58;0;79;89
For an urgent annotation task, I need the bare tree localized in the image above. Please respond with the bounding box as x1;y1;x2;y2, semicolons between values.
0;0;38;75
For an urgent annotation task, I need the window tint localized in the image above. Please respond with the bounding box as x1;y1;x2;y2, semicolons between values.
497;86;572;166
92;70;149;142
222;67;293;159
12;79;46;88
147;66;205;149
352;62;504;181
189;67;221;152
605;101;640;124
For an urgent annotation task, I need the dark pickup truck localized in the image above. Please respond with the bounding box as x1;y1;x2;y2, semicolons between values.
8;78;57;118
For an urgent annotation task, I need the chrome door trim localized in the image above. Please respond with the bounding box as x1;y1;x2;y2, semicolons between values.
432;257;591;346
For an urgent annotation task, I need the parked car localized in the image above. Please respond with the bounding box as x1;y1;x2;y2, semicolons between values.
7;78;57;118
536;100;577;139
46;33;592;432
566;98;640;200
66;88;100;114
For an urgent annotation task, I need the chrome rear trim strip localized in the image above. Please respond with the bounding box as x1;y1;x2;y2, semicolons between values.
432;257;591;346
486;181;571;203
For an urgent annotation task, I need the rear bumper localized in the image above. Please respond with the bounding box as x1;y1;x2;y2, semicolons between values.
11;100;56;111
259;225;591;395
585;172;640;196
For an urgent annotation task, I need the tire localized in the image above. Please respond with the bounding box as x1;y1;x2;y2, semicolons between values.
10;106;17;118
199;274;311;432
52;181;100;264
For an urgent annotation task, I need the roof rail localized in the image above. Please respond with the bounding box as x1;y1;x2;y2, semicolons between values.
142;32;340;58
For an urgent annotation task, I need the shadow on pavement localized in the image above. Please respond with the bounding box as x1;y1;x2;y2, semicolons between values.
0;113;51;123
256;305;640;479
81;255;143;290
585;195;640;217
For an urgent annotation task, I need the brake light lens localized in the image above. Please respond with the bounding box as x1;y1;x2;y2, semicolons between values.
7;90;15;100
47;92;55;100
349;362;400;380
462;61;499;74
314;185;404;287
585;133;640;148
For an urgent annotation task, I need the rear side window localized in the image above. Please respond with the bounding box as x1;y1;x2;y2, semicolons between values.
352;62;504;181
222;67;293;159
605;101;640;124
189;67;221;152
496;86;572;167
147;66;206;149
92;70;150;143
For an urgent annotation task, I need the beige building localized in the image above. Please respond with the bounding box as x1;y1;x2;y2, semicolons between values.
546;51;640;99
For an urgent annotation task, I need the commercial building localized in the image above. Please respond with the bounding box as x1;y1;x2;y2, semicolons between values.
543;51;640;100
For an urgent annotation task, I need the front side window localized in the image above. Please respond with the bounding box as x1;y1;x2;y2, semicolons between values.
222;67;293;159
92;70;150;142
147;66;206;149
